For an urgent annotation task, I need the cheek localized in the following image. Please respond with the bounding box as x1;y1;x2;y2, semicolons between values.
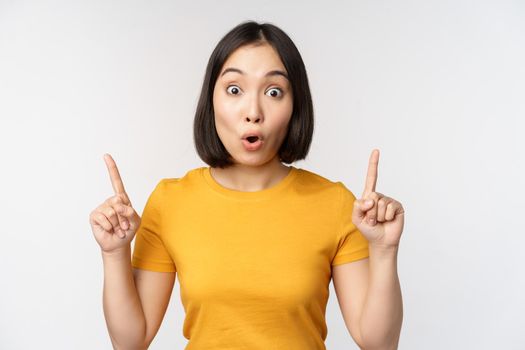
273;104;293;139
213;93;234;135
215;88;237;109
213;111;239;148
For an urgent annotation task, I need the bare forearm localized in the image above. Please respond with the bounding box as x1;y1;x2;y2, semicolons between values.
102;246;147;349
359;244;403;350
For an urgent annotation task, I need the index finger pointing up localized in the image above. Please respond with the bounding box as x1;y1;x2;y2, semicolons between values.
103;153;127;196
363;149;379;197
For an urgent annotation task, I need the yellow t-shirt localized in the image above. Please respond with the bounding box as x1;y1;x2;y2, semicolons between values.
131;166;369;350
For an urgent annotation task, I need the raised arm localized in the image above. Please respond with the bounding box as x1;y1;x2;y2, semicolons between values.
90;154;175;349
333;149;404;349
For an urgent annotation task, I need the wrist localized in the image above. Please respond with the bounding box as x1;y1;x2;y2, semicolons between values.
101;246;130;260
369;242;399;256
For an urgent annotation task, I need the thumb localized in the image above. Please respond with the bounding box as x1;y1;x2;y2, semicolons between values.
352;198;374;221
117;204;140;230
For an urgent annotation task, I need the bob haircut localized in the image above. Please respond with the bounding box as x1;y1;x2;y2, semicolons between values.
193;20;314;168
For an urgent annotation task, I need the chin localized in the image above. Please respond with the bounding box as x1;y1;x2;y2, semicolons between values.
232;154;273;167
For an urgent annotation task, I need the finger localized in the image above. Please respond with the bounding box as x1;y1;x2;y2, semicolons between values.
103;154;128;199
363;149;380;197
90;211;113;232
352;198;375;223
118;204;141;230
106;205;128;239
386;201;404;221
108;196;129;230
101;205;121;233
113;204;138;239
113;203;134;230
364;192;380;225
377;198;389;222
111;203;131;231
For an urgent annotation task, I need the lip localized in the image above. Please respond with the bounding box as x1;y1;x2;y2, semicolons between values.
241;130;264;141
242;138;264;151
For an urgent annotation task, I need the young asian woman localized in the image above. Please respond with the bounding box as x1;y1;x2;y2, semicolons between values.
90;20;404;350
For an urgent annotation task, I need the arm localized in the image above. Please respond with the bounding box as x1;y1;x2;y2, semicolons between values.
102;246;175;349
359;244;403;349
95;155;175;349
334;148;404;349
332;245;403;350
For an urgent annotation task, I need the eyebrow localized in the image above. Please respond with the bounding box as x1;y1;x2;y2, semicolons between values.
220;67;289;81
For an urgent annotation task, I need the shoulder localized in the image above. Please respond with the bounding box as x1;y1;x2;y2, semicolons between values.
297;168;359;206
295;167;352;199
157;166;205;187
150;166;208;201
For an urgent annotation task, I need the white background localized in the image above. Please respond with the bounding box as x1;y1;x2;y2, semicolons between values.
1;0;524;349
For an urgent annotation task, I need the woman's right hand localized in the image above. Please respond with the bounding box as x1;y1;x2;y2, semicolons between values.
89;154;141;254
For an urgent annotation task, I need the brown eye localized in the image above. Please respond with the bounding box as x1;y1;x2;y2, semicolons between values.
226;85;241;95
266;88;283;98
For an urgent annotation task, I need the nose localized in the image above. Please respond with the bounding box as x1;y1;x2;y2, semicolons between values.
245;93;263;123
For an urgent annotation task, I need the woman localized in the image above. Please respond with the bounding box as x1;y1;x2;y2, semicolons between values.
90;20;404;349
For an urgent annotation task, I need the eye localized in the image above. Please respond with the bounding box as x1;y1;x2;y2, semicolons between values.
226;85;241;95
266;88;283;98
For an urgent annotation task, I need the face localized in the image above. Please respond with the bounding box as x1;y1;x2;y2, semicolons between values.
212;42;293;167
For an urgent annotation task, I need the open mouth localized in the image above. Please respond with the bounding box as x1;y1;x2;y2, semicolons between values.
246;136;259;143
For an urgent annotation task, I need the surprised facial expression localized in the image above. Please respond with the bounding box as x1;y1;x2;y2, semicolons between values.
212;43;294;166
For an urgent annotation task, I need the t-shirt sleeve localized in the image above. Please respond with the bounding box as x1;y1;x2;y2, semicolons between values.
331;182;370;266
131;179;177;272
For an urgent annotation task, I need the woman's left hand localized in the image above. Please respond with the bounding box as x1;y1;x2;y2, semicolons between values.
351;149;405;248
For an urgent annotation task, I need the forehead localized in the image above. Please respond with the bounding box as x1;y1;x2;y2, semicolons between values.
220;43;287;76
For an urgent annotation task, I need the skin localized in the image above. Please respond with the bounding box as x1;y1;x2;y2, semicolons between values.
209;42;406;346
94;51;405;349
210;42;294;192
332;149;404;348
91;154;173;349
353;149;405;248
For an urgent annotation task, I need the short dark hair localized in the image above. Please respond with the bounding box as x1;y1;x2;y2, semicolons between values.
193;20;314;168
